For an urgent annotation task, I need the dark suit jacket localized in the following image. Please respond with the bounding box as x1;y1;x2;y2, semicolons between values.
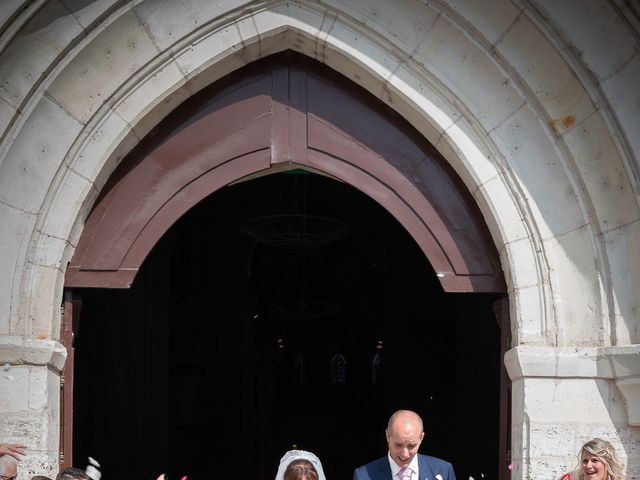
353;454;456;480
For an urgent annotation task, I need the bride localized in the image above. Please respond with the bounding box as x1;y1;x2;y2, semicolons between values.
275;450;327;480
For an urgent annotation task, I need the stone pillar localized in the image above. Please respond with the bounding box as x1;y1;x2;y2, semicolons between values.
0;336;66;478
505;345;640;480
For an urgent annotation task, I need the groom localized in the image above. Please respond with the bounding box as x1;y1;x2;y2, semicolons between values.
353;410;456;480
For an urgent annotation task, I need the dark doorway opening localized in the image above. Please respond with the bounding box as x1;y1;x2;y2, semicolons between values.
73;171;502;480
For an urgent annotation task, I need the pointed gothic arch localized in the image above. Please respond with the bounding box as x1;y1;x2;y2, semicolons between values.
65;53;504;294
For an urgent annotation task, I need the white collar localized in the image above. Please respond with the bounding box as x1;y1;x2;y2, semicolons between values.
388;452;420;478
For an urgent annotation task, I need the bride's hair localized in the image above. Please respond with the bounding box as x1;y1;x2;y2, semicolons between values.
284;459;319;480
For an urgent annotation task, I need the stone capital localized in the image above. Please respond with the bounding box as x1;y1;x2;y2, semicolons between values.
504;344;640;426
0;335;67;372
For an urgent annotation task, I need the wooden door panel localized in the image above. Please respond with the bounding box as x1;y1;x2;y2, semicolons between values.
66;54;504;293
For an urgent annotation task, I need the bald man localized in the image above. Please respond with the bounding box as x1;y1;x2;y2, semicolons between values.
353;410;456;480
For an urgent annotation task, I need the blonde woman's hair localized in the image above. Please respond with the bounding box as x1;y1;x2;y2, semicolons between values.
574;438;624;480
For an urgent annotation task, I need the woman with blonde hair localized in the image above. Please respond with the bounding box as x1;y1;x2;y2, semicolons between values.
561;438;624;480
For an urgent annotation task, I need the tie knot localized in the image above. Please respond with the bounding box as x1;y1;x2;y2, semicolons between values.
398;467;413;480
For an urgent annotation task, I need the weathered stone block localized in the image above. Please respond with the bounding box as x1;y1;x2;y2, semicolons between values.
114;60;189;140
0;97;16;137
563;111;639;231
0;206;36;335
496;13;595;130
602;223;640;344
474;174;530;246
28;367;48;410
413;14;524;132
134;0;248;51
542;226;603;346
38;168;93;244
70;111;138;197
23;264;65;339
524;377;626;424
442;0;520;44
601;56;640;167
330;0;439;52
0;1;83;110
438;118;498;188
512;284;548;345
532;0;635;82
490;104;585;239
503;237;541;289
47;10;160;125
0;364;29;412
0;97;83;214
171;17;243;80
59;0;121;29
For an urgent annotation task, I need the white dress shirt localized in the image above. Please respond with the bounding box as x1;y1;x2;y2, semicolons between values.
388;452;420;480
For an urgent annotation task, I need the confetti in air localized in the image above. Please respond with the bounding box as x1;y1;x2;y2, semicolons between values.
85;456;101;480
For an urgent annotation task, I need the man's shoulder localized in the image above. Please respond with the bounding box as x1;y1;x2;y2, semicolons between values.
353;456;389;480
357;455;388;469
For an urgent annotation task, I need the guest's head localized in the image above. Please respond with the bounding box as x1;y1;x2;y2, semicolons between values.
55;468;89;480
385;410;425;469
577;438;624;480
275;450;326;480
284;459;319;480
31;476;53;480
0;455;18;480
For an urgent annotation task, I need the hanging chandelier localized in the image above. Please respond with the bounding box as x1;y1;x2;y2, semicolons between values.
241;213;350;249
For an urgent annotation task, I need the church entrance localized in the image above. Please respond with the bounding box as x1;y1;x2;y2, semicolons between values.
71;171;503;480
64;52;508;480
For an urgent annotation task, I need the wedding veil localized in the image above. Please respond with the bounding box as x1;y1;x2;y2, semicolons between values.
274;450;327;480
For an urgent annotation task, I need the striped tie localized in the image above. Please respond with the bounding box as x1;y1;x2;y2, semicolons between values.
398;467;413;480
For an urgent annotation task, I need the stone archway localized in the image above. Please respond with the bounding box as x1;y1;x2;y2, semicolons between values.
1;2;639;478
65;54;504;294
64;53;508;478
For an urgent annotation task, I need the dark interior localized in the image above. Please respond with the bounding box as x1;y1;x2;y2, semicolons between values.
73;171;502;480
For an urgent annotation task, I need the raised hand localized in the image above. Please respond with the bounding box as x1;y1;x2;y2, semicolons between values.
0;443;26;460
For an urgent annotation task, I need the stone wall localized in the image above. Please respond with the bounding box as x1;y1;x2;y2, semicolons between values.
0;1;638;478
